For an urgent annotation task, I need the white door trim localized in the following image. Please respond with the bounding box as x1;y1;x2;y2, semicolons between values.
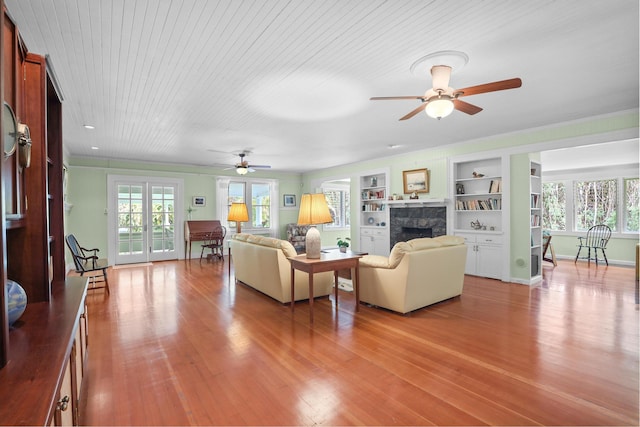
107;174;185;263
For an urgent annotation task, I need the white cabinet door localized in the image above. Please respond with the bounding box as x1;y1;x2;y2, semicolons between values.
464;243;476;274
456;232;503;280
360;235;375;254
477;244;502;279
373;236;388;256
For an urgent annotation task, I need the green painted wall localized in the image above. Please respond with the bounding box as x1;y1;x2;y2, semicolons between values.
65;111;639;274
64;159;303;265
509;153;533;281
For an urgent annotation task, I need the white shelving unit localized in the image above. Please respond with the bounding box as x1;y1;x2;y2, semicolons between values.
530;160;542;284
359;169;390;256
450;156;508;281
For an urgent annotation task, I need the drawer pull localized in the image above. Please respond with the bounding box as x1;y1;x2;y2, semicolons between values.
57;395;70;412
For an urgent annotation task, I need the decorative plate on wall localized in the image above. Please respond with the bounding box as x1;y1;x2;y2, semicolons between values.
3;102;17;158
368;217;375;224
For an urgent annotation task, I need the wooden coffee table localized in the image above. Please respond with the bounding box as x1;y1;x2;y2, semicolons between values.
288;250;364;324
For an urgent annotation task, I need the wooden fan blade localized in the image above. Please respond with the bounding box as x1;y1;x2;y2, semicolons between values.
399;103;427;121
453;99;483;115
370;96;425;101
455;78;522;97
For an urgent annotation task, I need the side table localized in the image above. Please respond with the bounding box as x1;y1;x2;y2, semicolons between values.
288;250;364;324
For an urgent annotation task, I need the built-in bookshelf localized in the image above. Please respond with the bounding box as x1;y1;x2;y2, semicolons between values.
452;158;503;232
530;160;542;283
451;156;506;280
359;169;390;256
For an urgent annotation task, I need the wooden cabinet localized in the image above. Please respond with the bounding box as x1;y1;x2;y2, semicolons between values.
1;1;68;390
358;169;390;255
6;52;64;303
0;277;89;426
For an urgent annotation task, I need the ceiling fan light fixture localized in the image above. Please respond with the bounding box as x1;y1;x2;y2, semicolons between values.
236;166;249;175
431;65;452;91
425;96;454;120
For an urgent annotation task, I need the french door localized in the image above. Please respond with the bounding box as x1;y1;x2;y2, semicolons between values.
107;175;184;265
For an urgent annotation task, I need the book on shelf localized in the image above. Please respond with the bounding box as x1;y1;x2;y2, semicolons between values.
530;194;539;208
531;214;540;226
489;179;502;194
455;198;501;211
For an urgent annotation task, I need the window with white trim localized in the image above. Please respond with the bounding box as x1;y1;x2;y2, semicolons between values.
227;180;272;229
323;185;350;229
216;176;279;237
543;175;638;233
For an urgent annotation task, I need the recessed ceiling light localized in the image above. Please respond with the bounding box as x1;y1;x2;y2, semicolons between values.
388;144;401;149
91;146;99;150
83;124;95;129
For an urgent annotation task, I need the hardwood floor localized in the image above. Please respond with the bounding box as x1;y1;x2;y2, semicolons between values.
78;258;638;426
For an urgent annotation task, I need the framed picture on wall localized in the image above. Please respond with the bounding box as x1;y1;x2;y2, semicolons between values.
283;194;296;207
402;168;430;193
192;196;206;207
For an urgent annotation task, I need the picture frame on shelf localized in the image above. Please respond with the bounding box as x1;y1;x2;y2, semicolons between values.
283;194;296;207
402;168;430;194
192;196;206;207
456;183;465;194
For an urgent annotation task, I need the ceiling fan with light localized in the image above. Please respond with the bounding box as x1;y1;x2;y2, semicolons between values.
371;64;522;120
224;151;271;175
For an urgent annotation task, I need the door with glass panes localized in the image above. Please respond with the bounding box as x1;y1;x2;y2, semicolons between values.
115;181;178;264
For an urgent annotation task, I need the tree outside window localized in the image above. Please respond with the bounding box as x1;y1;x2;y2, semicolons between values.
574;179;617;231
624;178;639;232
542;182;566;231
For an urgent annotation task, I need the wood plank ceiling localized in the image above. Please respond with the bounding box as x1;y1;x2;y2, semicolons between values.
5;0;639;172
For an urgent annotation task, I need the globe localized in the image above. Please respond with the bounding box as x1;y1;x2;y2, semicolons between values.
6;279;27;326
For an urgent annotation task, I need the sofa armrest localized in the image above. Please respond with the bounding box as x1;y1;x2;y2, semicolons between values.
360;255;393;269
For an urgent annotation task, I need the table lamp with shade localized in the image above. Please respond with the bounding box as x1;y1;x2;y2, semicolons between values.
227;202;249;233
297;193;333;259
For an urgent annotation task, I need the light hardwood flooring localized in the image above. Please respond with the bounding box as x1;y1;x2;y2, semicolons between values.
78;258;638;426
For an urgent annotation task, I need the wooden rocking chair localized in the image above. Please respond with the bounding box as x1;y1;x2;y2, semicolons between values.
65;234;110;293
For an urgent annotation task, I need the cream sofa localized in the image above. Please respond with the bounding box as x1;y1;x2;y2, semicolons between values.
359;235;467;314
229;233;333;303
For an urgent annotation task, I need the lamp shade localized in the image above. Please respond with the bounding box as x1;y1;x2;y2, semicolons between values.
297;193;332;225
228;202;249;233
297;193;332;259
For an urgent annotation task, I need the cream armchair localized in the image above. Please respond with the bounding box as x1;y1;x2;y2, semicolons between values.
359;235;467;314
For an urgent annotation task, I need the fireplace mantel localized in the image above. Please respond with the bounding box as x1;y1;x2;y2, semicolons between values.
388;198;446;207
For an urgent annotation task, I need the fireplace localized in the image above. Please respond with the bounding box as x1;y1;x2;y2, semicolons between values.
390;206;446;248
